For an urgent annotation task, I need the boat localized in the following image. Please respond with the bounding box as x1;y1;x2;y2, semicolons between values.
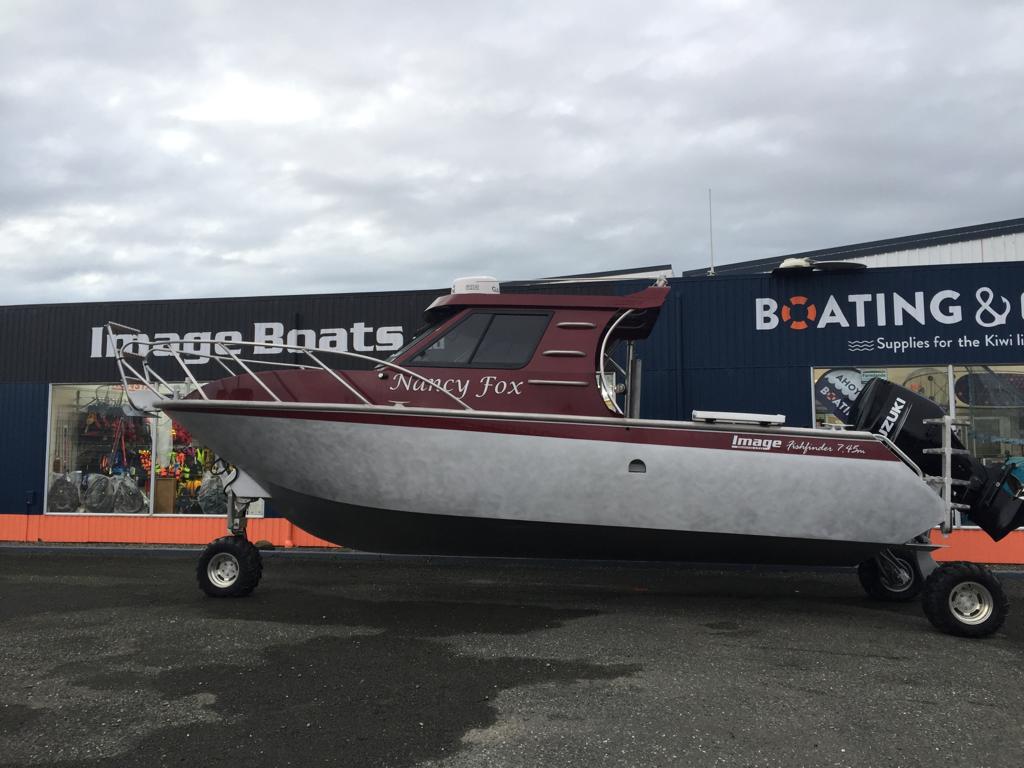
107;276;1024;637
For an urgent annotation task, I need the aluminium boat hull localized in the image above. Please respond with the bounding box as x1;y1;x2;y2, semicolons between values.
161;400;945;566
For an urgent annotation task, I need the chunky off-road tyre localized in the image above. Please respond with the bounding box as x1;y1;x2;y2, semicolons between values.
921;562;1008;638
197;535;263;597
857;553;923;602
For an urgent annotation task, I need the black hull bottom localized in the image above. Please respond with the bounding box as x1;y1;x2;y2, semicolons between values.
270;485;889;567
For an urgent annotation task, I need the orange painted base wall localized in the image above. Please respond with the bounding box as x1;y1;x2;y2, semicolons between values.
0;515;336;548
1;514;1023;563
927;528;1024;564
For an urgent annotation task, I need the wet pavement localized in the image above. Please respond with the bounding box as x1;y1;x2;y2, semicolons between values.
1;546;1022;768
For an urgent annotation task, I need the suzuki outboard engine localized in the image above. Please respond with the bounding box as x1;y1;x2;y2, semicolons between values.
851;378;1024;541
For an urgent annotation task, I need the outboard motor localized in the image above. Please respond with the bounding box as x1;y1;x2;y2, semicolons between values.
851;378;1024;541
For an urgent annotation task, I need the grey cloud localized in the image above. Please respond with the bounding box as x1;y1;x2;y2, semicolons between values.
1;1;1022;305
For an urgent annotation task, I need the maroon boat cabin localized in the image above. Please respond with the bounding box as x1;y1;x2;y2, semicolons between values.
198;283;670;417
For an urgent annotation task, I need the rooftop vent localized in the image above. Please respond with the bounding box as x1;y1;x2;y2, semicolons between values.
771;258;866;276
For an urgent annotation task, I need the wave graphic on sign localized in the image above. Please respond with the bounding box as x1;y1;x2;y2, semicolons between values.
847;339;876;352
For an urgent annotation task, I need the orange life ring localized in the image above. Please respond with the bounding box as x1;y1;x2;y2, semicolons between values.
780;295;817;330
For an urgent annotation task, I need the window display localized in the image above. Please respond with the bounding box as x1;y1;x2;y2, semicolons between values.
47;384;151;514
948;365;1024;461
45;383;262;516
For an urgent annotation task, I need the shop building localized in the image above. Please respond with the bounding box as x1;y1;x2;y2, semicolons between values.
3;217;1024;561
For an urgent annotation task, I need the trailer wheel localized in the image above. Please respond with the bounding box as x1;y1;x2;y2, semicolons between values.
197;535;263;597
857;552;922;602
921;562;1008;638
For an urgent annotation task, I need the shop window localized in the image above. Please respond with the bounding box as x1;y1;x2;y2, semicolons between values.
46;385;152;514
947;365;1024;465
811;364;1024;528
811;364;1024;456
45;383;263;517
813;366;948;427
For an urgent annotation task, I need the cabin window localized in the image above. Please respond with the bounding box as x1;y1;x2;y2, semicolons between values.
383;309;456;363
472;314;550;366
410;312;492;365
409;312;550;368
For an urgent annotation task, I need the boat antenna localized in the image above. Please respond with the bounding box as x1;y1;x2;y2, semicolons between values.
707;187;716;277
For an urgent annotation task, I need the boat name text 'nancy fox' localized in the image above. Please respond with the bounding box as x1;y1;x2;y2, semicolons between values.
387;373;524;400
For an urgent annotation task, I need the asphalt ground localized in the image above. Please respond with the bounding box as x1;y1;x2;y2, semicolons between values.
1;547;1022;768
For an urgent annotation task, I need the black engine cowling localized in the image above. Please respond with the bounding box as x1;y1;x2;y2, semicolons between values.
850;378;1024;542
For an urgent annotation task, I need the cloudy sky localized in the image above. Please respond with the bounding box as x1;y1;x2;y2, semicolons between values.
0;1;1021;305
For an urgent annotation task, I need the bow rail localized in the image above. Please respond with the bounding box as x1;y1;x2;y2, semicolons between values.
104;321;473;415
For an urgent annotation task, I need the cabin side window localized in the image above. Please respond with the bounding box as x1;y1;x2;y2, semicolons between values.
409;312;550;368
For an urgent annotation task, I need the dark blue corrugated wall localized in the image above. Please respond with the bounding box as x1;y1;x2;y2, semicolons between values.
0;383;48;514
618;276;815;425
637;276;812;424
638;263;1024;426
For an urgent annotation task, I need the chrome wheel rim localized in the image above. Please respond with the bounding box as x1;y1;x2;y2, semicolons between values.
878;557;914;593
948;581;993;625
207;552;240;588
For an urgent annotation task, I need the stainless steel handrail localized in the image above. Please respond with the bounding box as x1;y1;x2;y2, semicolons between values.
596;309;633;416
103;322;473;414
